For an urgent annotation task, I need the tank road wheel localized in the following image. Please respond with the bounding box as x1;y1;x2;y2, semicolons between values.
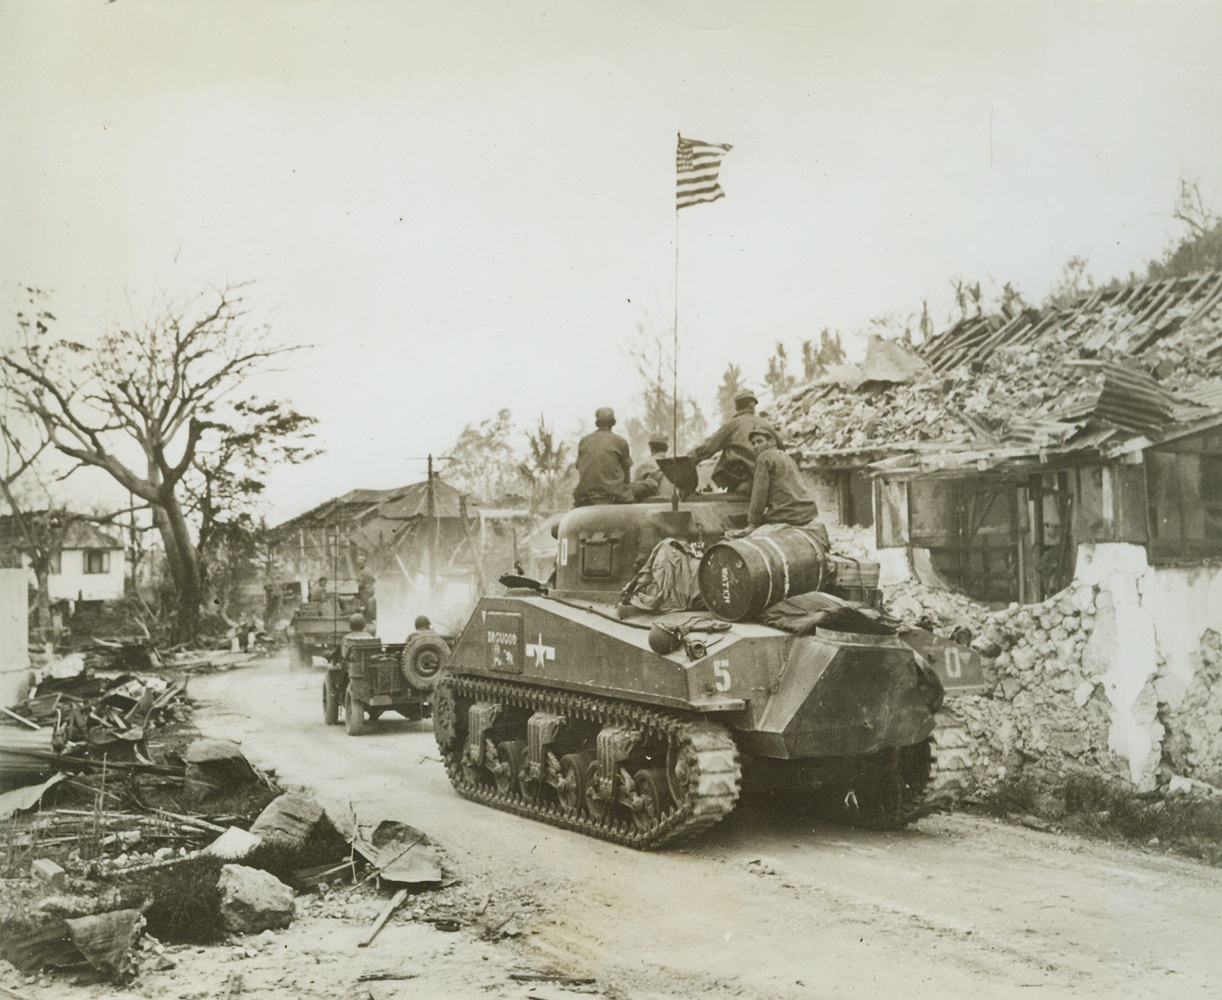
556;753;593;816
434;675;743;849
494;740;527;796
402;635;448;692
344;686;371;736
322;675;341;726
631;768;672;831
584;760;610;823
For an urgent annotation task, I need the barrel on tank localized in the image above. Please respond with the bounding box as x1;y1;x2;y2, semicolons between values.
698;525;829;621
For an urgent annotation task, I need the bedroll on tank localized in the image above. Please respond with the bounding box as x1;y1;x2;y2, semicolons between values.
698;524;829;621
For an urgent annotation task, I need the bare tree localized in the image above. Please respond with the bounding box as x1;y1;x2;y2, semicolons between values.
715;363;747;422
1171;175;1219;237
764;341;796;397
2;284;301;643
445;409;528;504
1045;256;1096;310
188;398;319;616
625;326;706;456
517;415;573;513
799;329;845;382
1149;175;1222;279
950;277;984;320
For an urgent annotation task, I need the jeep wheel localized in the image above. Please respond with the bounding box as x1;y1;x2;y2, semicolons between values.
402;635;448;692
344;685;370;736
322;674;341;725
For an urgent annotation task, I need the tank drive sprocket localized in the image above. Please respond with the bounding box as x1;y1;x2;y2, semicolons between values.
435;675;742;849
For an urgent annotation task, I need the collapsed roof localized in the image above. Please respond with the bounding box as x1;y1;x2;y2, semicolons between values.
771;271;1222;474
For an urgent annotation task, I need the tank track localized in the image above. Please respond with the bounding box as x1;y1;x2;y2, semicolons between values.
927;705;974;807
435;674;741;850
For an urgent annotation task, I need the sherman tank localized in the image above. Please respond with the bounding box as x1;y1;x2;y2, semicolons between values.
434;465;984;849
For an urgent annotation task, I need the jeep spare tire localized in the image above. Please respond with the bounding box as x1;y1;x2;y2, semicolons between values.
401;634;448;692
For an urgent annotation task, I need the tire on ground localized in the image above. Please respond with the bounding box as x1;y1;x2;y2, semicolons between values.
345;685;370;736
401;634;449;692
322;672;342;725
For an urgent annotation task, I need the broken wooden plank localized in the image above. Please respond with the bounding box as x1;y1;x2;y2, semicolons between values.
509;972;597;985
0;705;41;730
358;888;409;948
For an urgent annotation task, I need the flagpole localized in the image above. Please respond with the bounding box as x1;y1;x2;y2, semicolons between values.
673;196;680;456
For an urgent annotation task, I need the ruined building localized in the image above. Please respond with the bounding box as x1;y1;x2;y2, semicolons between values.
771;271;1222;793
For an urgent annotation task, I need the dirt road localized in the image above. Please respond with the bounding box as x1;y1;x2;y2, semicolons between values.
180;657;1222;1000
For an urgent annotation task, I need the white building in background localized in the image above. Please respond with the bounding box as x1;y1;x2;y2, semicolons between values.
0;517;127;605
41;521;126;603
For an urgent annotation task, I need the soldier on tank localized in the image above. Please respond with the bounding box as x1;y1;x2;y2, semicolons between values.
630;435;669;501
689;389;778;493
573;406;651;506
742;425;820;530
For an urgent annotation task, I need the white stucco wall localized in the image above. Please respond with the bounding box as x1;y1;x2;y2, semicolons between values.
25;547;126;602
1074;543;1222;789
0;569;29;707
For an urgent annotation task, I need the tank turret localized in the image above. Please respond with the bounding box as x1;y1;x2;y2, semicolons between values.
552;497;742;600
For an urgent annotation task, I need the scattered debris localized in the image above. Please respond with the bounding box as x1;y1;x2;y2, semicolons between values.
248;791;325;847
0;775;63;822
183;739;262;803
509;972;598;985
30;860;66;889
203;827;264;860
63;908;144;981
216;865;295;935
358;887;408;947
350;820;443;887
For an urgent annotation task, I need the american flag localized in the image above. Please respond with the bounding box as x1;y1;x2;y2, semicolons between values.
676;134;733;211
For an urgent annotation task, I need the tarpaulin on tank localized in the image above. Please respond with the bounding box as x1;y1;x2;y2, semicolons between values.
758;590;896;636
620;537;704;613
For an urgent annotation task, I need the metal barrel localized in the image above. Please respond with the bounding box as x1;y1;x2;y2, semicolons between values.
698;526;829;621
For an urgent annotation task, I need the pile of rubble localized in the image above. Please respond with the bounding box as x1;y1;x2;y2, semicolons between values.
1161;628;1222;789
771;287;1222;461
0;737;449;986
881;578;1121;793
773;378;979;457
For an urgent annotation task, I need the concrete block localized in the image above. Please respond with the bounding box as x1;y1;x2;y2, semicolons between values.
32;858;66;887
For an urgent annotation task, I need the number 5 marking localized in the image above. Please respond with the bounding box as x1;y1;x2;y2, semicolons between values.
713;659;731;693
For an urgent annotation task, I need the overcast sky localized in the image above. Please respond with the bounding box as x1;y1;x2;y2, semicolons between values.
4;0;1222;521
